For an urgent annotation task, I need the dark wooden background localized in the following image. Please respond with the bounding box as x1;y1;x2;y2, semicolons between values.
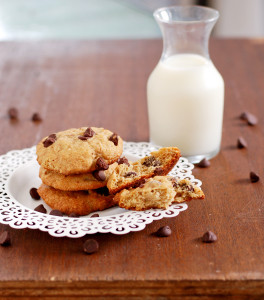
0;39;263;299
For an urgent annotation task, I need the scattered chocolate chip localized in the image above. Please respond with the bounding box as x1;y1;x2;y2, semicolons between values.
32;112;42;122
95;158;109;170
8;107;18;120
240;112;249;120
124;171;137;178
50;210;63;217
68;213;79;218
154;167;163;175
196;158;210;168
34;204;47;214
247;114;258;126
237;137;247;149
83;239;99;254
29;188;40;200
117;157;130;166
84;127;95;138
0;231;11;246
109;133;118;146
155;226;172;237
250;171;260;183
90;213;99;218
43;136;56;147
92;170;106;181
78;136;90;141
202;231;217;243
95;186;109;196
143;156;161;167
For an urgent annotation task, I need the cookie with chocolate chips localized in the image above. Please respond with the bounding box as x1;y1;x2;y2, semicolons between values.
37;184;115;216
36;127;123;175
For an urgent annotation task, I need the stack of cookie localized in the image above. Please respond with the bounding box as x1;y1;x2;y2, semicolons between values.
36;127;124;216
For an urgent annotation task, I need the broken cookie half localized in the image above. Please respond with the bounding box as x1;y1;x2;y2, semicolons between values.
113;176;204;211
107;147;181;194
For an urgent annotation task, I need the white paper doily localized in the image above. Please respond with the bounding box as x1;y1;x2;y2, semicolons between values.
0;142;202;238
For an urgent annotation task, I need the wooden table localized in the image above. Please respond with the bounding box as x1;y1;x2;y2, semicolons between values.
0;39;263;299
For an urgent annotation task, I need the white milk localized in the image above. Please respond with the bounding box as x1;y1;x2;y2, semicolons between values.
147;54;224;159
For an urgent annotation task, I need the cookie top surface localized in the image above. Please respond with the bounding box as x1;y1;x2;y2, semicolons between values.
36;127;123;175
38;184;115;216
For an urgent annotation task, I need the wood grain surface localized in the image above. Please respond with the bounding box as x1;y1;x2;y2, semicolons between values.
0;39;263;298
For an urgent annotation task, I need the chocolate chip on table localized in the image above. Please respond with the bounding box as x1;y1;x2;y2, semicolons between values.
31;112;42;122
95;158;109;170
29;187;40;200
196;158;210;168
124;171;137;178
68;213;79;218
84;127;95;138
202;231;217;243
109;133;118;146
90;213;99;218
8;107;18;120
117;157;130;166
43;134;56;147
34;204;47;214
154;167;163;175
143;156;161;167
92;170;106;181
240;112;249;120
50;210;63;217
0;231;11;246
237;137;247;149
83;239;99;254
247;114;258;126
155;226;172;237
250;171;260;183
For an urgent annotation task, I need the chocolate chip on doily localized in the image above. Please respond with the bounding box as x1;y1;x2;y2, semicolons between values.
34;204;47;214
29;188;40;200
50;210;63;217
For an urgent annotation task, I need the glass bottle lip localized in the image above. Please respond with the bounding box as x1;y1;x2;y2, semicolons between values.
154;5;219;25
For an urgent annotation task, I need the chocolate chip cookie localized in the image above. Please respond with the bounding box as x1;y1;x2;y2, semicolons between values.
38;184;115;216
107;147;180;194
36;127;123;175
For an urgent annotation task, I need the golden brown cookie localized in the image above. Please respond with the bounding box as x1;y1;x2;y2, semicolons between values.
113;176;204;211
39;162;118;191
113;176;176;211
107;147;180;194
36;127;123;175
38;184;115;216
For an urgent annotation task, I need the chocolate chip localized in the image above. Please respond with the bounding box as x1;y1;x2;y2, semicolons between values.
196;158;210;168
155;226;172;237
117;157;130;166
186;185;194;192
32;112;42;122
134;179;146;188
83;239;99;254
29;188;40;200
78;136;90;141
92;170;106;181
84;127;95;138
8;107;18;119
109;133;118;146
240;112;249;120
49;133;57;139
34;204;47;214
69;213;79;218
154;167;163;175
170;178;179;189
237;137;247;149
90;213;99;218
143;156;161;167
202;231;217;243
43;136;56;147
50;210;63;216
124;171;137;178
0;231;11;246
247;114;258;126
95;158;109;170
95;186;109;196
250;171;260;183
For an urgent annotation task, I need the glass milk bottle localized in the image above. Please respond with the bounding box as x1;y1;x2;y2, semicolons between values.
147;6;224;163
